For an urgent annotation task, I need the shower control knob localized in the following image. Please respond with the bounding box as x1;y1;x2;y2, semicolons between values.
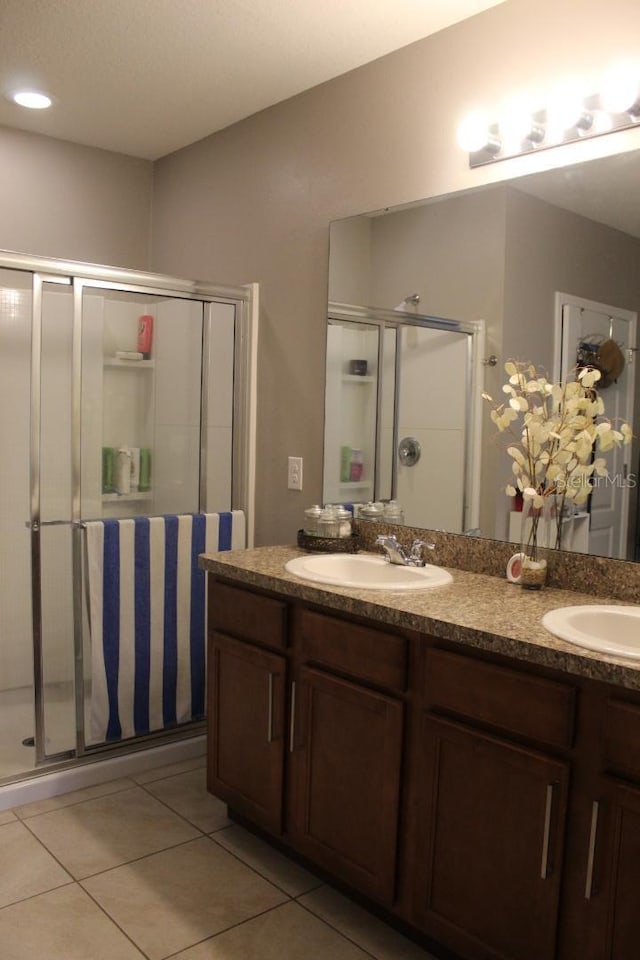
398;436;421;467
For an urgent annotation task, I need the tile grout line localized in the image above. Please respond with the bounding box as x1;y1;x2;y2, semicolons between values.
12;777;139;821
206;828;307;901
294;897;382;960
135;779;211;837
130;760;206;789
77;882;153;960
160;900;307;960
1;816;146;958
5;771;398;960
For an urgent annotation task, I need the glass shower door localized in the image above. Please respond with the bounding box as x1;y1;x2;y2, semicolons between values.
0;253;253;786
0;269;77;780
0;270;35;781
37;278;77;761
323;319;380;504
78;284;210;749
80;287;206;521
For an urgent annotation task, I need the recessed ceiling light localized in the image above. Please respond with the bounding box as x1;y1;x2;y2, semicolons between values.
11;90;53;110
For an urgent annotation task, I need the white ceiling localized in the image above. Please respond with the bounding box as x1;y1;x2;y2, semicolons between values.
0;0;505;161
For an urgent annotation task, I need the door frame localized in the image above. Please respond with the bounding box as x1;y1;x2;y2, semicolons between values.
553;291;637;560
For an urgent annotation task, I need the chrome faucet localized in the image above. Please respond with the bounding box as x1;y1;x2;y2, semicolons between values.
375;534;435;567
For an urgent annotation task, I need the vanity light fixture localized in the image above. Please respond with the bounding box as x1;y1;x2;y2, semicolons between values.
456;111;501;155
9;90;53;109
459;62;640;167
600;63;640;115
498;95;545;153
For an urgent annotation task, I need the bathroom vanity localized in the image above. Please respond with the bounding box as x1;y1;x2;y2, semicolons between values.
201;545;640;960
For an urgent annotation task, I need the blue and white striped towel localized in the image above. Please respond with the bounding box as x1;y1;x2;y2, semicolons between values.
85;511;245;744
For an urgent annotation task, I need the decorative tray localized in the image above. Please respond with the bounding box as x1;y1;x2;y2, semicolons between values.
296;530;359;554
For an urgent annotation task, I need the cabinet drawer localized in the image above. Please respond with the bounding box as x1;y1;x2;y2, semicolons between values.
298;609;407;693
425;648;575;750
603;698;640;782
209;581;287;650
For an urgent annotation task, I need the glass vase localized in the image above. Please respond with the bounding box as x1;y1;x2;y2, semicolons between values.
519;497;548;590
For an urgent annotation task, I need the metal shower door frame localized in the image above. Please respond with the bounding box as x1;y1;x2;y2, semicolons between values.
327;303;485;531
5;248;257;770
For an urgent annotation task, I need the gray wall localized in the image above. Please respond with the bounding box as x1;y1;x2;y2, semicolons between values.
503;189;640;371
1;0;639;545
0;126;152;269
151;0;640;545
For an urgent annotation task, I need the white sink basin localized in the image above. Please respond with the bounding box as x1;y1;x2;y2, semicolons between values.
285;553;453;591
542;605;640;659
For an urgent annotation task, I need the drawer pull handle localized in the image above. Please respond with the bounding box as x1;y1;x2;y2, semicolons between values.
289;681;297;753
585;800;600;899
541;783;555;880
267;673;275;743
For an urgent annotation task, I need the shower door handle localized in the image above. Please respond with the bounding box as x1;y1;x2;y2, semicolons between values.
27;519;76;530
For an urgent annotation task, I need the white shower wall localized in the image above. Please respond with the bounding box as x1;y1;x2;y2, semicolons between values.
396;327;468;531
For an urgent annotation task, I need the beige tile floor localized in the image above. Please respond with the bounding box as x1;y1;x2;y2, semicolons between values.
0;756;438;960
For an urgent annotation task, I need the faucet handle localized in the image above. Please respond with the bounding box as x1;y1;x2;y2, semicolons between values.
409;539;435;564
375;534;397;547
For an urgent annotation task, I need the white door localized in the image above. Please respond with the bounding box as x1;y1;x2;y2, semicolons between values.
555;294;636;560
396;327;468;531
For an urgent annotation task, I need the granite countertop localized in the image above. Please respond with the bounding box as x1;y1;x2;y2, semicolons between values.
200;545;640;692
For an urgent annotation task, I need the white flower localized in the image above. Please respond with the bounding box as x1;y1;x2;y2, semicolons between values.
578;367;602;388
482;358;634;552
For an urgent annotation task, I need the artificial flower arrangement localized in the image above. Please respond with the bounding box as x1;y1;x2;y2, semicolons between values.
482;360;633;581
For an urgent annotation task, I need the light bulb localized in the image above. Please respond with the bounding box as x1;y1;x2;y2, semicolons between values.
545;81;591;139
498;96;541;152
11;90;52;109
456;111;494;153
600;64;640;114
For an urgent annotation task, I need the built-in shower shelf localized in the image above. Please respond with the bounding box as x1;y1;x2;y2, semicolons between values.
102;491;153;502
341;375;375;384
104;358;155;369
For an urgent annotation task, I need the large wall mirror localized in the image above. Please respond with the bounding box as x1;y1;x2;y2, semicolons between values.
324;148;640;563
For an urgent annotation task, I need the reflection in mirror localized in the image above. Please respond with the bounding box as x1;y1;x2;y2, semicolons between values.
323;304;485;533
325;149;640;561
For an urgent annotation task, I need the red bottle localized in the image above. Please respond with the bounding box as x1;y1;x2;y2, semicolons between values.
137;315;153;359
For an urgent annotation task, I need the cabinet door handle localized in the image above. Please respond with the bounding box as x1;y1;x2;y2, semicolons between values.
540;783;555;880
267;673;275;743
289;681;296;753
585;800;600;900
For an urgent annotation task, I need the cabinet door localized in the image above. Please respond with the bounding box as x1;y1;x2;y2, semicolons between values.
575;779;640;960
413;714;569;960
288;665;403;905
207;631;286;834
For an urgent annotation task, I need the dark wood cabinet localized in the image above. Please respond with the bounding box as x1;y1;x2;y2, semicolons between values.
206;580;289;834
589;778;640;960
205;574;640;960
563;777;640;960
412;714;569;960
288;664;404;904
559;693;640;960
207;630;286;833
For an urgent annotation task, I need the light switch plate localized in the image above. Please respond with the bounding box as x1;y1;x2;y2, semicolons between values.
288;456;303;491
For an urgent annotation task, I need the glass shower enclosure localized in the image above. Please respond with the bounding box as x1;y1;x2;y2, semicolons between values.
323;303;485;531
0;251;257;788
